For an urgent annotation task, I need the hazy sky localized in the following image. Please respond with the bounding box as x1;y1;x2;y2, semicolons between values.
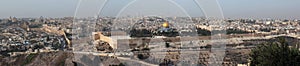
1;0;300;19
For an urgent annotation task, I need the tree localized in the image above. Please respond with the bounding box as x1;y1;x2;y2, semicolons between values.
250;38;300;66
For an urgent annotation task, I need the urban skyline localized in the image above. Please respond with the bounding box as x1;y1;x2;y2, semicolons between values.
1;0;300;66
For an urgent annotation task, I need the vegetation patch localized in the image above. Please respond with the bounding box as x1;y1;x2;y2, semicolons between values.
22;53;37;66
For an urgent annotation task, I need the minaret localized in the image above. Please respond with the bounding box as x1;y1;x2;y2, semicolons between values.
40;16;44;23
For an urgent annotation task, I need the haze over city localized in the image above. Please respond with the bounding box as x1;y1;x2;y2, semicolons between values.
1;0;300;19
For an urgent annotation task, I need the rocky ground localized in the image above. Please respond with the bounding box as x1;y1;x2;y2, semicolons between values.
0;51;123;66
0;51;74;66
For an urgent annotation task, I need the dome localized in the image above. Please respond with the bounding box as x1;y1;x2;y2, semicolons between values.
162;22;169;28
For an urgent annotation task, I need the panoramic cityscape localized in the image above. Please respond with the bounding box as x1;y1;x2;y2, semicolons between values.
1;0;300;66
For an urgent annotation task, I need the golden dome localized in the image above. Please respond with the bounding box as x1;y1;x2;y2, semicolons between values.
162;22;169;28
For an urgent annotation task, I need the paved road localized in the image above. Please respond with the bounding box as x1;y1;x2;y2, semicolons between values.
117;57;158;66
